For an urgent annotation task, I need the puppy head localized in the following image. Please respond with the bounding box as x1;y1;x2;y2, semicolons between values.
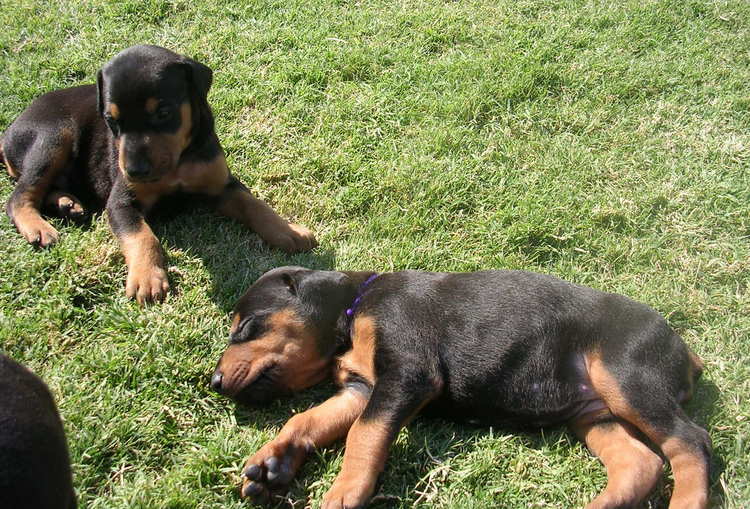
211;267;354;406
96;45;213;182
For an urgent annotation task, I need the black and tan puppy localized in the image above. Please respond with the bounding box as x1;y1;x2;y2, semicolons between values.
212;267;711;509
1;45;316;304
0;355;76;509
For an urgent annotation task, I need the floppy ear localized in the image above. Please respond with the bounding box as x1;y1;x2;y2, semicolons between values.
182;56;213;101
180;56;214;146
281;272;298;295
96;70;105;117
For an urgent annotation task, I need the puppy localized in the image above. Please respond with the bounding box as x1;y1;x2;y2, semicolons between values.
0;355;76;508
1;45;316;304
212;266;711;509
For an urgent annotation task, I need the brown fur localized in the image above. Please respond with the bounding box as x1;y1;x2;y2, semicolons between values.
337;316;378;386
321;418;392;509
571;419;664;509
7;128;73;247
216;309;330;396
586;352;709;509
119;220;168;303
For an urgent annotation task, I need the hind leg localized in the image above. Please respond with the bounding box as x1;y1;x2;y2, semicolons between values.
44;190;86;221
571;416;664;509
8;182;61;247
5;132;72;247
587;353;711;509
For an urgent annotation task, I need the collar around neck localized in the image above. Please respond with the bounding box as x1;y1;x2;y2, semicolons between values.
345;273;380;320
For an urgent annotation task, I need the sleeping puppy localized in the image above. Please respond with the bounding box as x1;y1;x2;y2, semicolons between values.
1;45;316;304
211;267;711;509
0;355;76;509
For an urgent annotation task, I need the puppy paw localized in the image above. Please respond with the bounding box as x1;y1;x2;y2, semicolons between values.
262;222;318;253
17;217;59;248
321;476;374;509
125;265;169;305
56;195;86;220
240;438;311;503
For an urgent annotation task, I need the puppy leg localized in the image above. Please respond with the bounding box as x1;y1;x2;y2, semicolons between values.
588;354;712;509
215;177;317;253
107;185;168;304
241;389;368;504
321;378;440;509
5;133;72;247
571;416;664;509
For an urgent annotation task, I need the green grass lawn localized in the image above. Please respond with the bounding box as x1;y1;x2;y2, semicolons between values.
1;0;748;507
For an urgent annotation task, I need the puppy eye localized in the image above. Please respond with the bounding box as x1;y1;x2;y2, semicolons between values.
154;105;172;122
230;314;258;343
103;114;120;136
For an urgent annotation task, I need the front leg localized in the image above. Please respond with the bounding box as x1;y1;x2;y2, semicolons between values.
241;389;367;504
321;377;441;509
215;177;317;253
107;185;168;305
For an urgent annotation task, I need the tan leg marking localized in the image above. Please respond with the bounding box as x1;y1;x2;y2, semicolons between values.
571;418;663;509
119;220;168;305
8;131;72;247
241;389;368;498
662;437;709;509
3;151;19;179
217;187;317;253
321;417;391;509
12;189;60;247
586;352;709;509
337;315;378;386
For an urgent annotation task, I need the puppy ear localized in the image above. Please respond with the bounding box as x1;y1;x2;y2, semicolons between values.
181;56;213;100
281;273;297;295
96;70;105;116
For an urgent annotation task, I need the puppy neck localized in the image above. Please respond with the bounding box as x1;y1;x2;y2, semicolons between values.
331;271;380;355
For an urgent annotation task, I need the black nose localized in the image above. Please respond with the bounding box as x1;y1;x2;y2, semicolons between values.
125;159;152;179
210;370;224;392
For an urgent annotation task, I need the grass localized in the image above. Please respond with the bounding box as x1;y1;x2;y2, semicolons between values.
1;0;748;507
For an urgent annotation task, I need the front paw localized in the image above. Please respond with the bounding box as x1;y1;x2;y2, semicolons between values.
321;475;375;509
125;264;169;305
17;217;59;248
263;222;318;253
241;438;310;504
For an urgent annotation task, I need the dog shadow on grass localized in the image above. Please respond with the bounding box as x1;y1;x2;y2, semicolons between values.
148;198;336;312
228;376;725;509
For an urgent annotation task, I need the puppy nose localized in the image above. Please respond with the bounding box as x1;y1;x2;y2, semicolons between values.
125;159;152;179
210;370;224;393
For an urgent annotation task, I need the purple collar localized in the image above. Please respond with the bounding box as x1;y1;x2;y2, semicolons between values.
345;273;380;320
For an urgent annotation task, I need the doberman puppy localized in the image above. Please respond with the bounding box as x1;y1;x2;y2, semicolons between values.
0;355;76;509
1;45;316;304
212;267;712;509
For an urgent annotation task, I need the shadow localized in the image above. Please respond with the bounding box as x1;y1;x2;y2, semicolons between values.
685;377;726;506
146;196;336;311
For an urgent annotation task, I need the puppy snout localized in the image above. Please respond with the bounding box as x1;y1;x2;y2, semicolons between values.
125;158;152;179
210;370;224;393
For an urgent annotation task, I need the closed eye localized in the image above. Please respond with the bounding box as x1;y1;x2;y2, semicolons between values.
230;314;260;343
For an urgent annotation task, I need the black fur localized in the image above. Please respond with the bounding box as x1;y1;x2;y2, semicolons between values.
0;355;75;509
